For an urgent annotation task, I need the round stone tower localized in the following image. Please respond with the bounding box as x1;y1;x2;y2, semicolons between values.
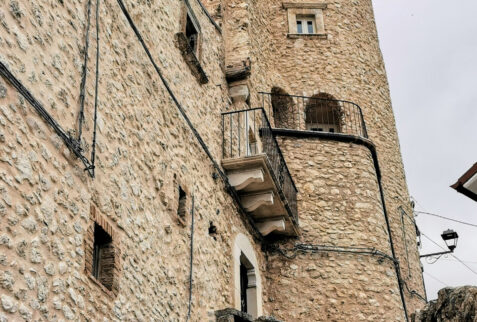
217;0;427;320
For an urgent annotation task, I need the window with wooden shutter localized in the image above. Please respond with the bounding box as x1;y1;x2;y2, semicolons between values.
93;223;115;291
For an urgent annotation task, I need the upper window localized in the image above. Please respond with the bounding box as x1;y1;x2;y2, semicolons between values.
185;14;199;55
296;15;315;34
283;2;327;38
175;2;209;84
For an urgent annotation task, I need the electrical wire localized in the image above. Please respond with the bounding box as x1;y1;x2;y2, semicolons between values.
0;62;95;176
186;193;195;322
421;233;477;277
402;279;427;302
421;233;448;252
77;0;92;143
399;207;412;277
269;243;427;303
415;211;477;229
423;272;448;287
115;0;264;241
89;0;100;177
0;0;101;177
190;0;222;33
440;258;477;264
268;243;397;264
450;254;477;277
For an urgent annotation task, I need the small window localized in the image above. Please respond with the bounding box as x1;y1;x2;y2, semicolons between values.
177;186;187;220
175;4;209;84
284;3;327;38
185;14;198;54
296;15;315;34
92;223;115;291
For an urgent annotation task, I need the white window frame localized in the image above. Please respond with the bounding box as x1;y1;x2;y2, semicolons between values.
296;15;316;34
233;233;262;318
283;3;327;37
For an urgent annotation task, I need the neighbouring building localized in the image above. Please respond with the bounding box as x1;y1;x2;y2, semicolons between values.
451;163;477;202
0;0;426;320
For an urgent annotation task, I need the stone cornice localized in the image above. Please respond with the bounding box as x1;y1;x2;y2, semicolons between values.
282;2;328;9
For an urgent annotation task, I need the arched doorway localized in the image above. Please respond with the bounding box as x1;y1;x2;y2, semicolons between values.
305;92;342;133
233;233;262;318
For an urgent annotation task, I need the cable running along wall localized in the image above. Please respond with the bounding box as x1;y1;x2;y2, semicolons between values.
269;243;428;303
0;0;101;177
115;0;264;241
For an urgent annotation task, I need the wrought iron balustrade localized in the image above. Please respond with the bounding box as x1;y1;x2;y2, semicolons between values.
259;92;368;138
221;108;298;224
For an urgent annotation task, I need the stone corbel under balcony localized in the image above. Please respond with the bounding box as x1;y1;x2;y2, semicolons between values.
241;192;274;212
227;168;264;191
256;218;286;236
222;154;298;236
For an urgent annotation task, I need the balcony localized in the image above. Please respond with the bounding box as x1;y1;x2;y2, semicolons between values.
259;92;368;138
222;108;299;237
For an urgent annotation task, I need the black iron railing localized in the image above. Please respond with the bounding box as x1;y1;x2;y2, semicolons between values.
259;92;368;138
222;108;298;224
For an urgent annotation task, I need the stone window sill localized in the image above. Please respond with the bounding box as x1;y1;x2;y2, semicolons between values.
175;32;209;84
87;274;115;298
287;33;328;39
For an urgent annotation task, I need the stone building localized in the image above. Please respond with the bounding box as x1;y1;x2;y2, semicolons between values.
0;0;426;320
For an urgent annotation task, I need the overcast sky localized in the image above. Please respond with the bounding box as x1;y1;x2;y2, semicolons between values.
372;0;477;301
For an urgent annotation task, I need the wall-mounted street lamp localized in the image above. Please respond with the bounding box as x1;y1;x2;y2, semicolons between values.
441;229;459;251
420;229;459;259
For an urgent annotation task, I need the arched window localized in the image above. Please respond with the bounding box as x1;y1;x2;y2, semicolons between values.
305;92;342;133
233;233;262;318
271;87;294;128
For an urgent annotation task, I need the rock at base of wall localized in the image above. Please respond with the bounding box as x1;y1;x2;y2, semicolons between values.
412;286;477;322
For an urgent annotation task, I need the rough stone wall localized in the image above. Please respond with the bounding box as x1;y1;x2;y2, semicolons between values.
413;286;477;322
0;0;265;321
242;0;426;316
0;0;427;321
264;136;405;321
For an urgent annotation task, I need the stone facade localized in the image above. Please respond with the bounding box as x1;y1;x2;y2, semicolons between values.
265;138;405;321
0;0;425;321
